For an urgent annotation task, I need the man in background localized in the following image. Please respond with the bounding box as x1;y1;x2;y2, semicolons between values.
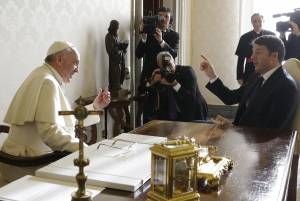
136;6;179;124
279;11;300;61
147;51;207;122
235;13;275;85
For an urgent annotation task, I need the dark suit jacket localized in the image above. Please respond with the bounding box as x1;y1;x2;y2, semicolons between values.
175;65;208;121
284;33;300;61
206;67;298;129
144;65;208;122
136;29;179;90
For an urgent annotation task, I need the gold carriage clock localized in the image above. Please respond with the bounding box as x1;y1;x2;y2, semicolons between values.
147;139;200;201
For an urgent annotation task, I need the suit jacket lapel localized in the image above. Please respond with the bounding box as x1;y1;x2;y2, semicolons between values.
239;75;260;107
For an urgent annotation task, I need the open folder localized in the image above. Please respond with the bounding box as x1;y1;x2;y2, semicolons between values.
35;133;167;192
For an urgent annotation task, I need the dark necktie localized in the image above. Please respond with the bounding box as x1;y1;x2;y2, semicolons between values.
246;76;264;107
256;76;264;87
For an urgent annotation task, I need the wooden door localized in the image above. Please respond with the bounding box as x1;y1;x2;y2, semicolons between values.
143;0;163;16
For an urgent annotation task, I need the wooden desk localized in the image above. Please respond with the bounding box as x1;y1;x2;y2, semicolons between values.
93;120;297;201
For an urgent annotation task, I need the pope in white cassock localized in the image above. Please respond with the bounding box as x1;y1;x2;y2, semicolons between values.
0;41;111;183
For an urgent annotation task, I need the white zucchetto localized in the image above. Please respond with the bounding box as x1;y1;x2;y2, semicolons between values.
46;41;75;56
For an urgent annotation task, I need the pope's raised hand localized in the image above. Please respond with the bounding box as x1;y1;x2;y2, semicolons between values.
93;88;111;110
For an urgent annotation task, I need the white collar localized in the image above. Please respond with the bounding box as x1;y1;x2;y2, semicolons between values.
262;65;281;83
44;62;64;86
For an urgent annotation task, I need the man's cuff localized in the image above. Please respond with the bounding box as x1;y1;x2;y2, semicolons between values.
173;83;181;92
160;40;165;48
209;77;218;83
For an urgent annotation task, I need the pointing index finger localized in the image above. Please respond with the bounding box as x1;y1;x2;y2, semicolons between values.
200;55;209;62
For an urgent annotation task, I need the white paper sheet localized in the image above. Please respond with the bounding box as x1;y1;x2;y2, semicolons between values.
0;175;104;201
36;133;167;192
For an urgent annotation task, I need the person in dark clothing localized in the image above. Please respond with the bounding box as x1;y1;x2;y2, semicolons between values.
105;20;127;90
135;6;179;124
201;35;298;129
146;51;208;122
279;12;300;61
235;13;275;85
136;6;179;91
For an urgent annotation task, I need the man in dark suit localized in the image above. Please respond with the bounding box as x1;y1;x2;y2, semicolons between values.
136;6;179;91
147;51;208;122
200;35;298;129
135;6;179;124
279;11;300;61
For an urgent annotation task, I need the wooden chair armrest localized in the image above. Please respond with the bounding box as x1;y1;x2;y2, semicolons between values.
0;151;71;167
0;125;9;133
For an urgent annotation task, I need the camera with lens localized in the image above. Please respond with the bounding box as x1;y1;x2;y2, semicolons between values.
273;9;300;33
142;15;164;35
276;21;291;33
159;54;176;83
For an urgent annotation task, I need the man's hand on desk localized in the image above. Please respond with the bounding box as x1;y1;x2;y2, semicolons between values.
93;88;111;110
212;114;233;129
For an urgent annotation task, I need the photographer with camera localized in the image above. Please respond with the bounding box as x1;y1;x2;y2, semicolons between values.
277;11;300;60
135;6;179;124
145;51;208;122
136;6;179;92
235;13;275;86
105;20;128;91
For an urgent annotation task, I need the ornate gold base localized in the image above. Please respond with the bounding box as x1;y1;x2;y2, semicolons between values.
147;191;200;201
197;155;233;192
71;191;92;201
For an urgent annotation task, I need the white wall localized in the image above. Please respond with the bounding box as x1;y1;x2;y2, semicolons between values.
190;0;241;105
0;0;131;128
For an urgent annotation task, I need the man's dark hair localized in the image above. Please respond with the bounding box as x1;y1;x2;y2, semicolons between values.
157;6;170;13
253;35;285;63
251;13;263;20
